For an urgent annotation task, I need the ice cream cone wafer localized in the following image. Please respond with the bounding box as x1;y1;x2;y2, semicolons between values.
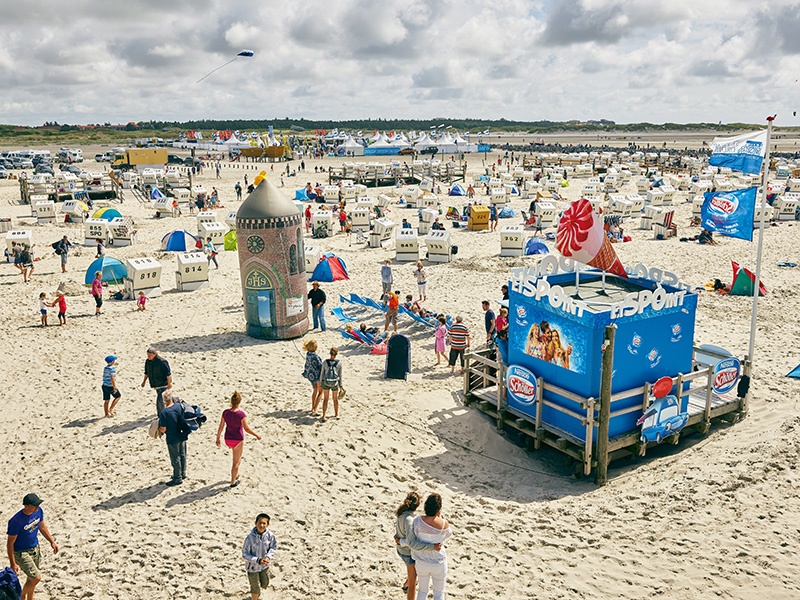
588;235;628;277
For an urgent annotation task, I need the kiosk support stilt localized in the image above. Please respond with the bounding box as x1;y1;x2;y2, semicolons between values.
595;325;616;486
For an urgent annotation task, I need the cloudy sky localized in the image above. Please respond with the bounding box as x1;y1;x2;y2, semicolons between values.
1;0;799;127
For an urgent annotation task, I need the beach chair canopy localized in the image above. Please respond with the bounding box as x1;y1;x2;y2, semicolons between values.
92;207;122;221
161;229;198;252
308;252;349;282
85;256;127;286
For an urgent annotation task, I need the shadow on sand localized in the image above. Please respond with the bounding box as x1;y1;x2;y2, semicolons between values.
92;483;167;511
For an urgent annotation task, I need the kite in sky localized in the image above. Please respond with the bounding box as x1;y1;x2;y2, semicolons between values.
196;50;254;83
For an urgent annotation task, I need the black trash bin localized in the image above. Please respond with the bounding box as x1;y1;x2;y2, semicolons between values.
385;334;411;380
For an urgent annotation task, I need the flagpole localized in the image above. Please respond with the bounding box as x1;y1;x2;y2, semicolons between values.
743;115;775;413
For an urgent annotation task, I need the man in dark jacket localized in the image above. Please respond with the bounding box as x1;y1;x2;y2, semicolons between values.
141;347;172;416
307;282;327;332
157;390;188;486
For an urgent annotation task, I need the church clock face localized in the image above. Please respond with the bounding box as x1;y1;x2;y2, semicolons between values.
246;235;265;254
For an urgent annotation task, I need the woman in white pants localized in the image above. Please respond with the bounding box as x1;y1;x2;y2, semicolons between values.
410;493;452;600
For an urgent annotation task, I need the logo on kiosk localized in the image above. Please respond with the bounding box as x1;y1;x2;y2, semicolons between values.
627;332;642;355
670;323;682;342
713;358;740;394
506;365;537;406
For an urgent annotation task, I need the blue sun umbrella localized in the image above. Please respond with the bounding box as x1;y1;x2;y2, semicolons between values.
85;257;127;286
161;229;198;251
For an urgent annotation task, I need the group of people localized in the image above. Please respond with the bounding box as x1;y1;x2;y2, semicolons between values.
7;241;35;283
525;320;573;369
301;340;343;422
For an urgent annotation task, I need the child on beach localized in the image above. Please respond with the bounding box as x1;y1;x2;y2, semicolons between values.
434;316;447;365
50;291;67;325
102;355;122;417
136;291;148;311
39;292;48;326
242;513;278;600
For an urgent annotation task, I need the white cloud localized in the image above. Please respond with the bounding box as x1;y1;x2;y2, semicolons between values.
0;0;797;125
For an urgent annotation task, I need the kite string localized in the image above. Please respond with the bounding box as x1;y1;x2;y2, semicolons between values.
196;57;239;84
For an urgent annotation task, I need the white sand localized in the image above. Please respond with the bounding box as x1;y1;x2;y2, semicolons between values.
1;139;799;599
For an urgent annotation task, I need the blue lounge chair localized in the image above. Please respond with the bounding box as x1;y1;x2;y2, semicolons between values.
364;297;387;313
350;293;368;306
331;306;357;325
340;294;354;305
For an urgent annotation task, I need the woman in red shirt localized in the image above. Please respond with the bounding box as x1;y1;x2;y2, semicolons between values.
215;391;261;487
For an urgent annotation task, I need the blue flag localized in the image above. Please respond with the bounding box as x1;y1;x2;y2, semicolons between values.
701;187;757;241
708;130;767;175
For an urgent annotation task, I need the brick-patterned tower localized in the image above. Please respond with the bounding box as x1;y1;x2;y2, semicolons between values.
236;179;308;339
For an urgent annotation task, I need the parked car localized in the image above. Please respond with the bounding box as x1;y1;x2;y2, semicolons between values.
13;157;34;169
183;157;203;167
60;164;82;175
0;165;8;179
419;146;438;155
35;163;54;175
398;148;417;156
167;154;184;165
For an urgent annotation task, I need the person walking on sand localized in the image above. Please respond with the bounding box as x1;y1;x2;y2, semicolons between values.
50;291;67;325
94;238;105;258
434;316;447;366
6;493;58;600
19;244;34;283
158;390;188;486
381;259;393;295
384;290;400;334
205;237;219;269
447;316;470;374
242;513;278;600
215;391;261;488
90;271;103;316
413;262;427;302
394;492;442;600
301;339;324;414
410;493;452;600
141;347;172;416
318;347;342;422
102;355;122;417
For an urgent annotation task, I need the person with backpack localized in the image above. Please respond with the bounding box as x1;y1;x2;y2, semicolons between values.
18;244;34;283
215;391;261;488
55;235;71;273
157;390;189;486
318;347;342;423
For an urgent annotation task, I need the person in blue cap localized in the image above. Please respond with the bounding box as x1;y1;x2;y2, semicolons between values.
102;355;122;417
6;492;58;600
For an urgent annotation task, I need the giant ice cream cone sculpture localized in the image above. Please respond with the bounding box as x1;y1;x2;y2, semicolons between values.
556;198;628;278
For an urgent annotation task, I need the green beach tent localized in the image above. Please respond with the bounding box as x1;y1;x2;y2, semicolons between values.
224;229;238;251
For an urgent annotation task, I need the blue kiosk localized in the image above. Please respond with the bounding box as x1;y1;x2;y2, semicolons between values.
465;260;746;480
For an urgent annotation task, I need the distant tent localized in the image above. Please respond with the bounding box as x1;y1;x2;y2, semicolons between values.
308;252;349;282
787;364;800;378
224;229;238;251
150;187;166;200
525;238;549;255
498;206;516;219
92;207;122;221
161;229;197;252
85;256;127;286
449;183;466;196
295;189;309;201
729;261;766;296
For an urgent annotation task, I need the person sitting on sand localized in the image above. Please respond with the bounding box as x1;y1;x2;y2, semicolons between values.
698;229;717;245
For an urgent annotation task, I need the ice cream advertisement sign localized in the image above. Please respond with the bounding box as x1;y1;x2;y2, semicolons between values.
713;358;741;395
506;364;538;414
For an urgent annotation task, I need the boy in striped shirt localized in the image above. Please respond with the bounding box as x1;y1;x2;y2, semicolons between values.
447;316;471;374
102;355;122;417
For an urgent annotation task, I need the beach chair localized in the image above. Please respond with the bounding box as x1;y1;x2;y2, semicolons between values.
339;294;354;305
364;297;387;313
653;210;677;239
362;330;387;345
350;293;368;306
331;306;357;325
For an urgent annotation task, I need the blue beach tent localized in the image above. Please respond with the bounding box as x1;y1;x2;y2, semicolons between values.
85;256;127;286
161;229;198;252
308;253;349;282
295;189;309;200
525;238;549;255
448;183;466;196
787;364;800;378
498;206;516;218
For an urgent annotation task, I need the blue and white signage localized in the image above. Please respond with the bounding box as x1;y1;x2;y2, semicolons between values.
712;357;741;395
506;364;538;408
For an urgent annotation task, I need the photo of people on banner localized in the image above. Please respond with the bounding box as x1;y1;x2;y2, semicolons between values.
524;318;577;371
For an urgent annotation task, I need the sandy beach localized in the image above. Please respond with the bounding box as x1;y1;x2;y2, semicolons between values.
1;135;799;599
